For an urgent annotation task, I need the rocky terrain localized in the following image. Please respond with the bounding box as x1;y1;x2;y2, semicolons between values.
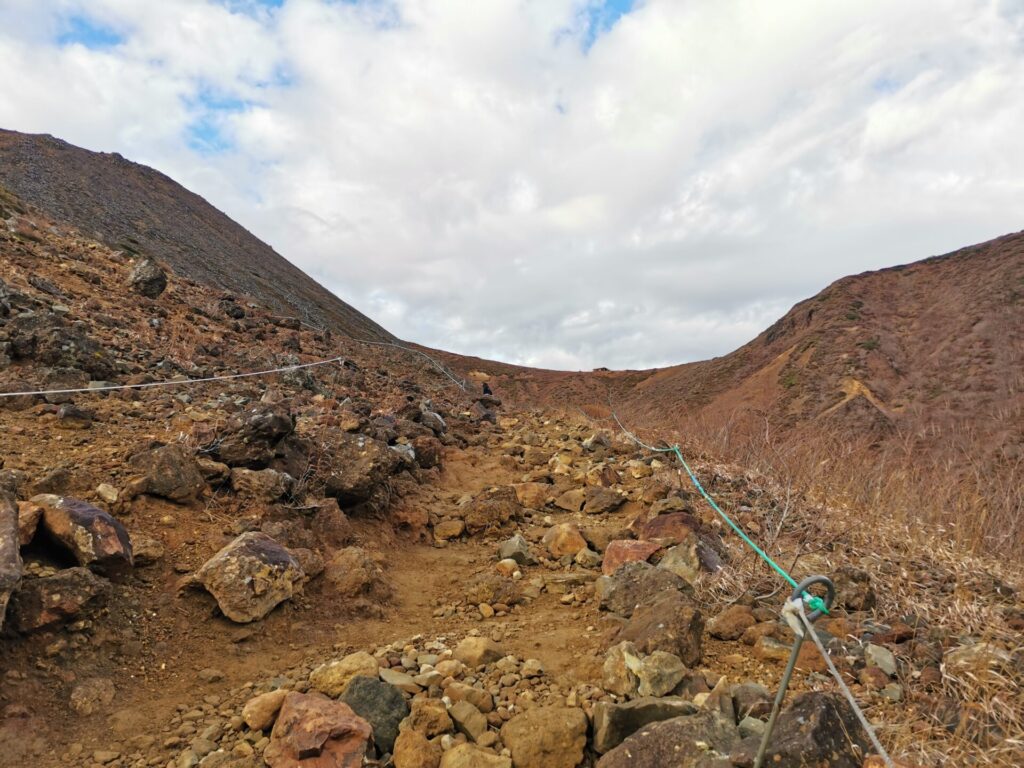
1;149;1023;768
440;232;1024;556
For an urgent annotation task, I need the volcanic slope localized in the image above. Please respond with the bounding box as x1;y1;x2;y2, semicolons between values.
0;128;390;342
0;142;1021;768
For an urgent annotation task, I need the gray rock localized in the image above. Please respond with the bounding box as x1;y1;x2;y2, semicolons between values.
617;590;704;666
591;697;698;754
729;692;870;768
128;258;167;298
129;444;206;502
498;534;537;566
595;561;690;618
865;643;897;676
738;716;766;739
596;710;739;767
833;565;876;612
339;675;409;753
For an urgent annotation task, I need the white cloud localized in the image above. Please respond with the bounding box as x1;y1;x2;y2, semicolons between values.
1;0;1022;369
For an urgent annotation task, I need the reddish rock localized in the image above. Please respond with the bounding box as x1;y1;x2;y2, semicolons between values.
263;691;372;768
859;667;890;690
584;487;626;515
16;501;42;546
462;486;524;535
9;567;108;632
411;435;443;469
637;512;696;547
602;540;661;576
33;495;133;572
708;604;756;640
127;443;206;502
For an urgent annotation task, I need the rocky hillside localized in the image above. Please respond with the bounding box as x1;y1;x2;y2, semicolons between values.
0;129;391;342
0;160;1022;768
446;232;1024;554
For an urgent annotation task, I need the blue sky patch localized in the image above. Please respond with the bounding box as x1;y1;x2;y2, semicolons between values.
185;88;251;154
57;14;125;49
583;0;635;51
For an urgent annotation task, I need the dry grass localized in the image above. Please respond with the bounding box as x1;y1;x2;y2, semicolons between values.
561;406;1024;767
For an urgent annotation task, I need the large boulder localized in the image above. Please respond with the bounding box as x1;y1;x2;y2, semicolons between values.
617;590;704;666
34;495;133;572
230;467;293;502
500;706;587;768
3;312;114;378
321;431;401;505
263;691;373;768
595;561;689;618
9;567;109;632
730;692;870;768
128;444;206;502
214;404;295;468
592;697;698;754
184;532;304;623
596;710;739;767
0;492;22;630
340;676;409;754
128;257;167;298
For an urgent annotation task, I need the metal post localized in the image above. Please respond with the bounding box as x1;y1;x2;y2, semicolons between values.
752;575;835;768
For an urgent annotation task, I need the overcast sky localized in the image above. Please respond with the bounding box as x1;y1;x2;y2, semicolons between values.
1;1;1022;370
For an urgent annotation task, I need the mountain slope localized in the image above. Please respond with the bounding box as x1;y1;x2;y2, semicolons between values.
0;128;392;342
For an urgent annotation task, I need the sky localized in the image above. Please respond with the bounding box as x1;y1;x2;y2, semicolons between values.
0;1;1022;370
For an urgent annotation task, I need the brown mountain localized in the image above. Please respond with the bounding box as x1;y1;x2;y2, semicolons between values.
438;233;1024;551
0;128;391;342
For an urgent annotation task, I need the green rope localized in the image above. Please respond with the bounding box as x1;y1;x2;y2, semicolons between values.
652;442;828;616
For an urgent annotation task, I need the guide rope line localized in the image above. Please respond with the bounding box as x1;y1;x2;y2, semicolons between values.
796;603;895;768
0;336;470;399
609;409;827;616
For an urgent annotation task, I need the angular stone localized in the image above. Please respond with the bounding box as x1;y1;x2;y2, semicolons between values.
263;691;372;768
498;534;537;566
230;468;293;502
0;492;21;630
215;404;294;469
617;590;704;666
128;258;167;298
393;728;442;768
461;486;524;535
500;706;587;768
731;682;771;720
16;501;42;546
591;698;698;754
340;676;409;754
69;677;116;716
454;637;504;667
595;561;689;618
708;604;756;640
412;435;443;469
309;652;380;697
601;540;661;576
185;532;303;623
584;487;625;515
400;698;452;738
242;689;290;731
433;520;465;541
34;495;133;572
635;651;687;698
444;682;494;714
833;565;876;612
9;566;108;632
512;482;551;510
655;537;702;584
730;692;870;768
553;487;586;513
321;431;401;505
596;710;738;768
637;512;696;547
865;644;897;677
128;444;206;502
542;523;587;558
449;700;487;742
440;743;510;768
